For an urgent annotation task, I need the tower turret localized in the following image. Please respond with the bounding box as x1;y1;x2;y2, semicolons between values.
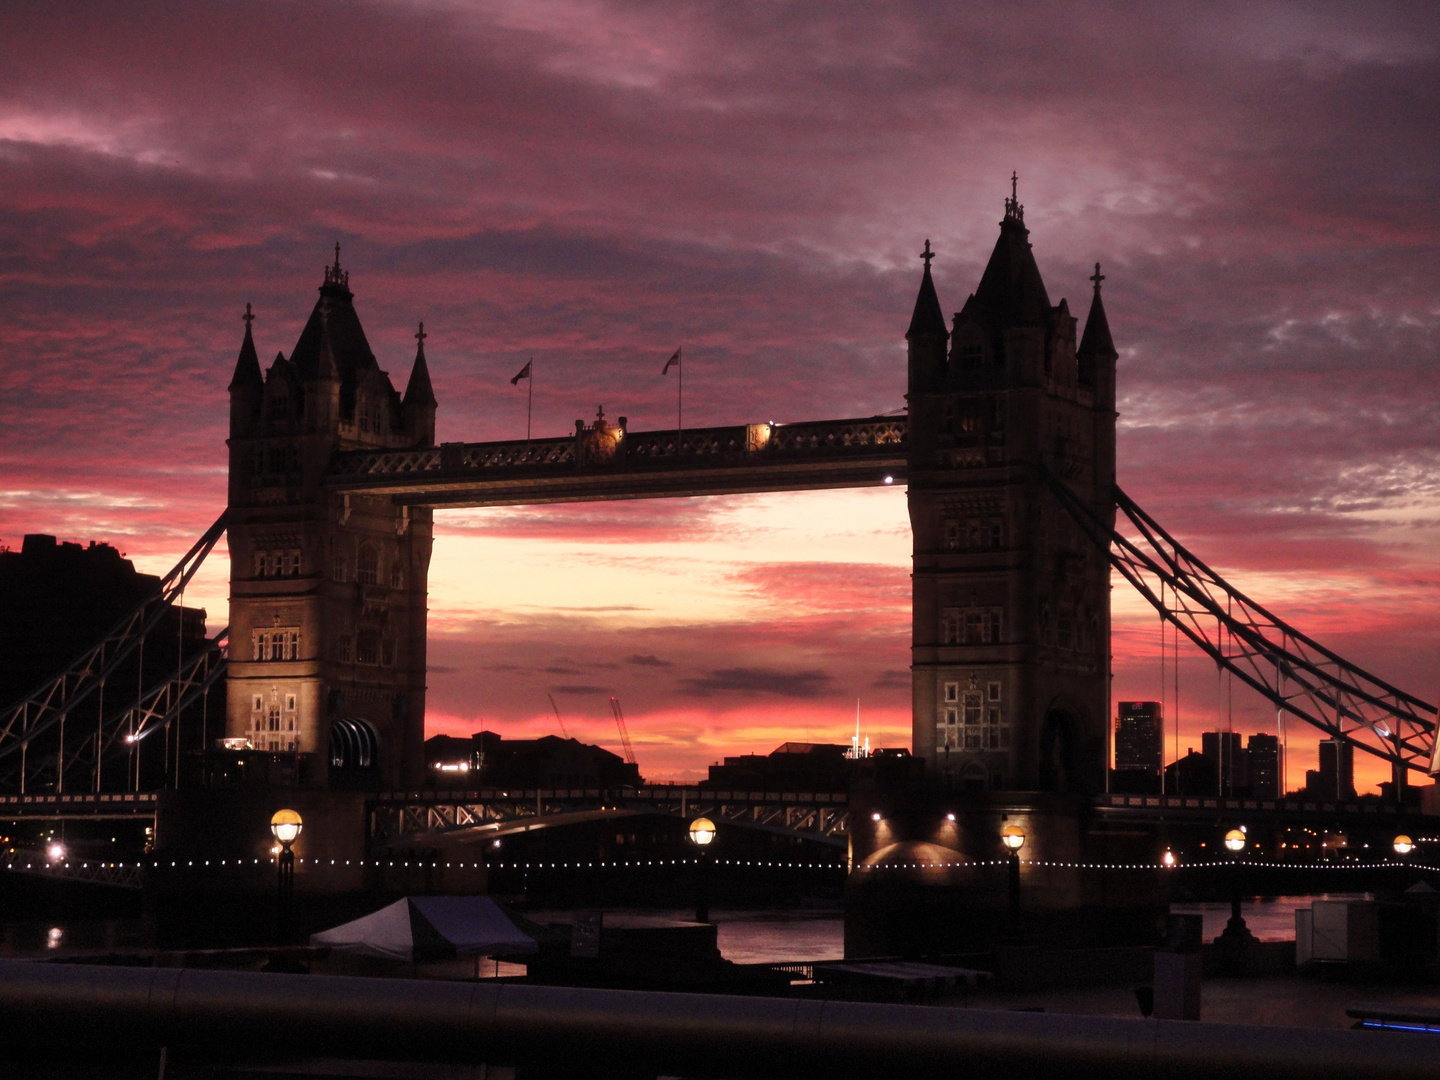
228;303;263;437
906;239;949;395
1077;262;1118;406
403;322;437;446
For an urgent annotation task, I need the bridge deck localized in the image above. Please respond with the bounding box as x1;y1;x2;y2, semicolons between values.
324;415;907;506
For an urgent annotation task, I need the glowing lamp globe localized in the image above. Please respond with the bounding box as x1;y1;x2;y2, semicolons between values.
688;817;716;847
1161;849;1177;868
1224;828;1246;853
1000;825;1026;852
270;809;303;847
1394;834;1415;856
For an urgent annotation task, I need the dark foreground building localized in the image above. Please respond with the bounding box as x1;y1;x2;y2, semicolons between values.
425;731;641;789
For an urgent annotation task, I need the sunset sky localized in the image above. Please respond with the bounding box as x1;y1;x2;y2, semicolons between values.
2;3;1438;789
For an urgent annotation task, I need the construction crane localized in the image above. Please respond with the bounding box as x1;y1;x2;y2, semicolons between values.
608;696;637;766
546;694;571;740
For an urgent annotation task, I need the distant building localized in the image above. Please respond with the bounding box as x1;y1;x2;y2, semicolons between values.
1304;738;1355;800
425;731;640;789
1162;749;1217;796
0;533;207;707
1201;731;1245;796
1112;701;1163;793
1247;733;1281;799
702;742;918;792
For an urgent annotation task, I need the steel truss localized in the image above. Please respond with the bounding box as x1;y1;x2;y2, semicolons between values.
0;513;228;794
1042;468;1438;780
370;788;851;848
1;847;144;889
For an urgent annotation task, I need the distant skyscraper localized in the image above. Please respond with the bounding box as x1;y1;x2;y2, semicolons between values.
1201;731;1245;796
1247;733;1281;799
1308;738;1355;800
1113;701;1163;793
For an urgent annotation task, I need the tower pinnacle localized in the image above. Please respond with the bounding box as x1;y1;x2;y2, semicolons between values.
1090;262;1104;293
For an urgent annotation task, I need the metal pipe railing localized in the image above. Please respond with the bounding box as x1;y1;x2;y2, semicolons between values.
0;960;1434;1079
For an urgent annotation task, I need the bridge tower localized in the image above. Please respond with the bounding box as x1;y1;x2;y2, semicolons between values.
225;251;435;790
907;189;1117;792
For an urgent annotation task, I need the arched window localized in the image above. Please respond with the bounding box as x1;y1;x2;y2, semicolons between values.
357;544;378;585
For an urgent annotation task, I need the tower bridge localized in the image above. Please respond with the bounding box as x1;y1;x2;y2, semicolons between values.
2;189;1435;829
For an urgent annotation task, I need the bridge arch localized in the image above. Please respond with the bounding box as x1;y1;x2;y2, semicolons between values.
329;717;379;789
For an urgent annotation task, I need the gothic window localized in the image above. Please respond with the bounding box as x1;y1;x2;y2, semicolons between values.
285;549;301;576
943;682;959;704
251;629;299;661
285;693;297;713
356;629;380;665
357;545;379;586
381;637;395;666
333;553;349;582
941;607;1003;645
254;551;266;577
961;690;984;749
958;342;982;370
942;520;960;551
390;561;404;588
337;635;353;663
267;705;281;732
1057;608;1075;651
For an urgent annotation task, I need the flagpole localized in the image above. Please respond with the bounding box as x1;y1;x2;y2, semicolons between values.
527;358;533;442
677;349;683;453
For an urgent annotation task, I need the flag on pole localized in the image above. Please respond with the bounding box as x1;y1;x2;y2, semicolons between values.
662;347;681;375
510;360;533;385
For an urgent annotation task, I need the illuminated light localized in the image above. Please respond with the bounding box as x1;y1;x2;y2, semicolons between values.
883;476;894;485
1001;824;1026;852
1161;850;1177;868
946;813;956;822
871;812;882;822
46;842;66;862
46;927;62;950
1224;829;1247;854
270;808;303;846
1394;834;1415;856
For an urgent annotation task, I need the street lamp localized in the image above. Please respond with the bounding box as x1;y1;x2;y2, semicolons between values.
1219;827;1254;945
688;816;715;924
1000;824;1025;922
1393;834;1414;857
270;809;303;945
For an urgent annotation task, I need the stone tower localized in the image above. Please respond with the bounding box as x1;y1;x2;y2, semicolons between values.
225;251;436;790
907;189;1117;792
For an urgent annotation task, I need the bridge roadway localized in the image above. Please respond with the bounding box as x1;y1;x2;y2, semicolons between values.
322;415;908;506
369;786;853;849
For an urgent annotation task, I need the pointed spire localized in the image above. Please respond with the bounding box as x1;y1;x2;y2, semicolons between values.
228;302;263;391
1077;261;1117;365
906;239;949;340
965;180;1051;330
403;321;436;407
313;306;340;382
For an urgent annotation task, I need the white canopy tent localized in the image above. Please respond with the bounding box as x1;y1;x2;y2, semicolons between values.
310;896;538;963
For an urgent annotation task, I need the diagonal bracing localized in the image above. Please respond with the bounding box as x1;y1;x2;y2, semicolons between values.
1042;468;1438;780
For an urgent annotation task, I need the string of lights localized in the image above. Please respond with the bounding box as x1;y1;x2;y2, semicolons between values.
4;856;1436;873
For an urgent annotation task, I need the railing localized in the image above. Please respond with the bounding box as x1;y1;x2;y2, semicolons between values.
325;415;907;486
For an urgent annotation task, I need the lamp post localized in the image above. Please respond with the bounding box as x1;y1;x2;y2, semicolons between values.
1000;824;1025;922
270;809;303;945
688;816;715;924
1219;827;1253;943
